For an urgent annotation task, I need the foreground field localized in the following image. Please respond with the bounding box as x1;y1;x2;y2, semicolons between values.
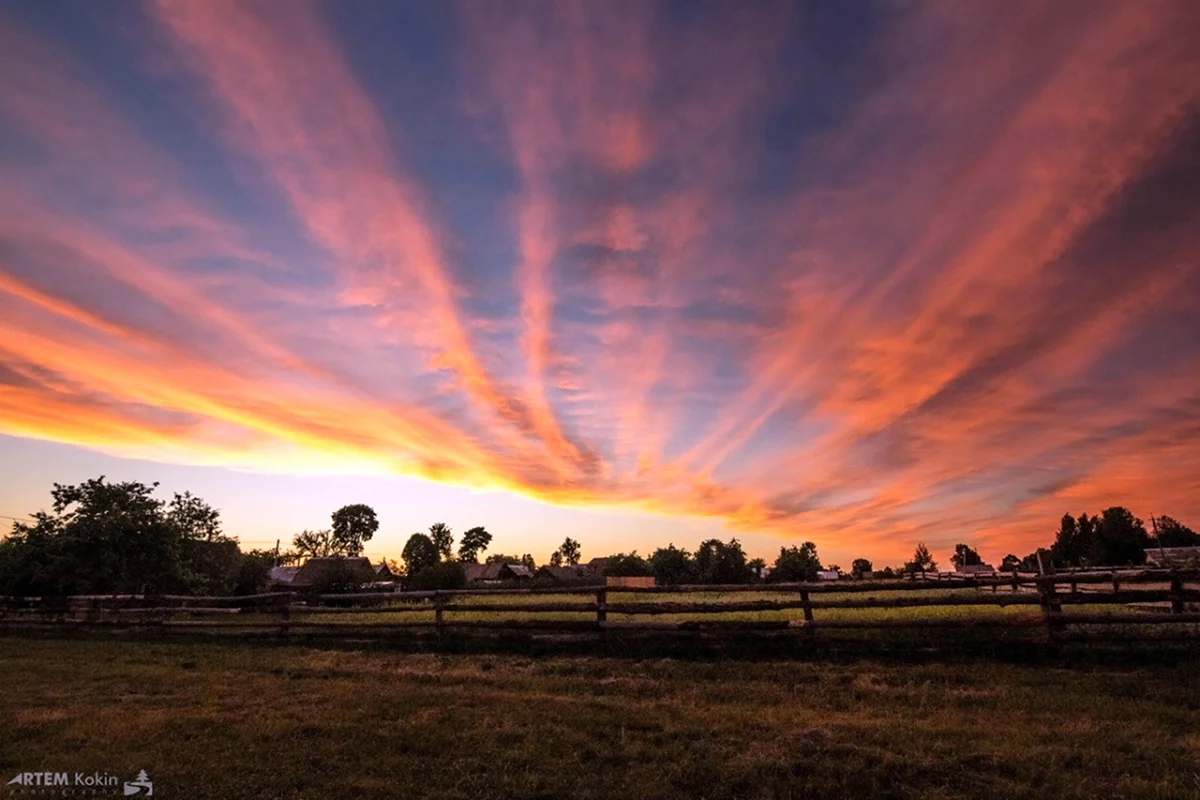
3;639;1198;800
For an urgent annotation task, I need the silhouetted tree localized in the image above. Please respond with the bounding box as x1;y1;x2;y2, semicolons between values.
769;542;822;583
401;533;440;577
904;542;937;573
649;544;696;585
293;529;337;559
457;526;493;563
1152;515;1200;547
330;504;378;556
1094;507;1150;566
167;491;224;542
605;552;653;577
695;538;753;584
851;558;873;579
1000;554;1022;572
428;523;453;560
555;537;582;566
0;477;189;595
950;543;982;570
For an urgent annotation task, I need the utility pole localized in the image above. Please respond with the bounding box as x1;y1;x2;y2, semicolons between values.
274;538;280;567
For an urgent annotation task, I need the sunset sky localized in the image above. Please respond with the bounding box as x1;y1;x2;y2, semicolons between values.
1;1;1198;568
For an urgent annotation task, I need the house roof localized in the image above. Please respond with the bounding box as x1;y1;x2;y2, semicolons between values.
1145;547;1200;563
505;564;534;579
956;563;997;574
816;570;840;580
291;557;375;586
268;566;301;585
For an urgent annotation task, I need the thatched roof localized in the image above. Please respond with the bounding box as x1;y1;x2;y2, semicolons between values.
291;557;376;587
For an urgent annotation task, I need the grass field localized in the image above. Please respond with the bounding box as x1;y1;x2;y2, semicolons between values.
3;637;1199;800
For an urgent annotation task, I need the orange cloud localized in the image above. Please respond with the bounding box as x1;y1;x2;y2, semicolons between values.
1;0;1198;565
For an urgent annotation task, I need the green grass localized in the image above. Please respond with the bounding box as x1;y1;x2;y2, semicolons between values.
2;638;1199;799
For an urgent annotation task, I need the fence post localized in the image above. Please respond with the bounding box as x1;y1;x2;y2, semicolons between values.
279;598;291;637
434;592;445;637
1169;574;1185;615
1011;569;1019;593
800;589;814;624
1037;577;1064;644
596;588;607;626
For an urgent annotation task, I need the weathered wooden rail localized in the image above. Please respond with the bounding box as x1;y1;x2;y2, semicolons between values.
2;569;1198;644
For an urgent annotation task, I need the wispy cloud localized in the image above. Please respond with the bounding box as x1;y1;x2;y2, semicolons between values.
0;0;1197;561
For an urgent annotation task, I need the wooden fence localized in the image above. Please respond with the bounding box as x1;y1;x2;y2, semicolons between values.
2;569;1198;643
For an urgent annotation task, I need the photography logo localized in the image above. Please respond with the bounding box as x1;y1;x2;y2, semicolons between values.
6;770;151;796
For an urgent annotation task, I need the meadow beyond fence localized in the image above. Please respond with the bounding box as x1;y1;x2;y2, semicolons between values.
3;568;1199;649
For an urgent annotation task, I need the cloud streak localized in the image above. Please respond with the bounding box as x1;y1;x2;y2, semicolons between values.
0;0;1198;561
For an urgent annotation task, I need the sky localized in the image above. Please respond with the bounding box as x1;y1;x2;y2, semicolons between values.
1;0;1198;569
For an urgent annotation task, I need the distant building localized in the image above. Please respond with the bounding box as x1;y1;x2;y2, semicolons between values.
816;570;840;581
1144;547;1200;568
955;563;997;576
463;562;536;586
268;557;376;589
268;566;301;587
536;565;596;587
585;557;610;576
605;575;656;588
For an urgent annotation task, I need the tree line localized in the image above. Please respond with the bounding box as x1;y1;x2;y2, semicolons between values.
1;477;1195;597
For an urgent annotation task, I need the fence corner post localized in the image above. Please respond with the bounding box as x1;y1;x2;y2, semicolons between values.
1169;573;1185;615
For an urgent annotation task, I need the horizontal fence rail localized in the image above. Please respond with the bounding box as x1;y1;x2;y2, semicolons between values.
2;569;1198;645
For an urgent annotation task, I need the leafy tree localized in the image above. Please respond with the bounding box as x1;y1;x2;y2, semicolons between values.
428;523;454;560
520;553;536;570
234;549;277;595
401;533;440;577
293;529;338;559
649;544;696;585
486;553;536;569
1152;516;1200;547
747;557;767;580
769;542;822;582
695;538;753;584
1094;507;1150;566
874;566;897;579
1000;554;1022;572
605;552;653;577
1051;513;1089;567
904;542;937;573
556;537;582;566
330;504;378;557
851;558;873;579
0;477;189;595
549;550;563;566
457;526;492;563
950;543;982;570
167;491;224;541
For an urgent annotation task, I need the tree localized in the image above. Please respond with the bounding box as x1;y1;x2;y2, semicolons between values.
605;552;652;577
401;533;440;577
851;558;873;579
549;550;564;567
904;543;937;573
950;543;982;570
769;542;822;582
694;538;753;584
747;557;767;580
330;504;378;556
1152;516;1200;547
234;549;276;595
167;491;224;542
457;526;493;563
1000;554;1022;572
292;529;337;560
428;523;453;560
0;477;189;596
1094;507;1150;566
556;537;582;566
649;544;696;585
